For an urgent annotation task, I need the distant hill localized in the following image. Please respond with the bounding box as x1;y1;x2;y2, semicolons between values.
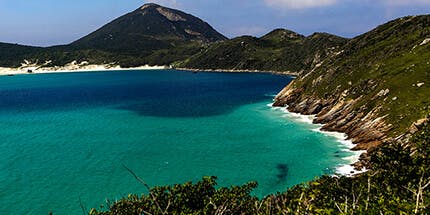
0;3;227;68
177;29;348;73
0;43;42;67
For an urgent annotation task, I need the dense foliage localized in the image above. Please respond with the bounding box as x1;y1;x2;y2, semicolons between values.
89;122;429;214
0;44;204;68
176;30;347;72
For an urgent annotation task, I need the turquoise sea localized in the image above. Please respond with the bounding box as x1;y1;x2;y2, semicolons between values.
0;70;354;214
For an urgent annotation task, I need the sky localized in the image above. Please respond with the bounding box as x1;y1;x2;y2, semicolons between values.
0;0;429;47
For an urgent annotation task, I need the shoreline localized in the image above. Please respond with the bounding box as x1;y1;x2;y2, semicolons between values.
268;103;367;177
0;64;168;76
174;67;298;76
1;63;356;175
0;65;299;77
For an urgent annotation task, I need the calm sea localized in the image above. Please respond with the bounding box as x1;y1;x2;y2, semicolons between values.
0;70;353;214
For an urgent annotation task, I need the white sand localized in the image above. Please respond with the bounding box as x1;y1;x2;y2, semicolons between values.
0;62;167;76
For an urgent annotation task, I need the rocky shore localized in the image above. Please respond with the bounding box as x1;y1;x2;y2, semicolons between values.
272;81;394;169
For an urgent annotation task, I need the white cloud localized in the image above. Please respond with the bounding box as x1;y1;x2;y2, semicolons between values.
264;0;338;9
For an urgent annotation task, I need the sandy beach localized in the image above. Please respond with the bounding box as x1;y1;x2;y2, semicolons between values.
0;62;167;76
0;59;299;77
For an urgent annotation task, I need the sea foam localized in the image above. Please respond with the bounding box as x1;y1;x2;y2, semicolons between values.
268;103;367;176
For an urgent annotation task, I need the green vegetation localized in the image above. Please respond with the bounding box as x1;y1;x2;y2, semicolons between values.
0;42;43;67
176;30;347;72
88;121;429;214
290;15;430;136
0;44;205;68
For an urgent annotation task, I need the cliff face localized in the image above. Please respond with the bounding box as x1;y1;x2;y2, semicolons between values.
273;15;430;163
273;83;392;152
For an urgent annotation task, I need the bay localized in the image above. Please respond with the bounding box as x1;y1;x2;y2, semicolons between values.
0;70;353;214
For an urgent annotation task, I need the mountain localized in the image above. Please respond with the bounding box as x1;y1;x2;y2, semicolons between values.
71;3;226;55
177;29;348;73
0;3;226;68
273;15;430;153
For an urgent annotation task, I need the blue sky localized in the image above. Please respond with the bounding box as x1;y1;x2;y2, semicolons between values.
0;0;429;46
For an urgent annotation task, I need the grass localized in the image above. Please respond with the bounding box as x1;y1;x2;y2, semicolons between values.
292;15;430;136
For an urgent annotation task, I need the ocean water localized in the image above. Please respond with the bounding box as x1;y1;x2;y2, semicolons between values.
0;70;354;214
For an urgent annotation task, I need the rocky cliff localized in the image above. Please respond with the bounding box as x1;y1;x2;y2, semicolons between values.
273;15;430;167
273;83;392;153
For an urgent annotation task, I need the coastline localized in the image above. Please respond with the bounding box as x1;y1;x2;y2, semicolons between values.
0;62;362;176
269;103;367;177
174;67;299;76
0;65;299;77
0;64;167;76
